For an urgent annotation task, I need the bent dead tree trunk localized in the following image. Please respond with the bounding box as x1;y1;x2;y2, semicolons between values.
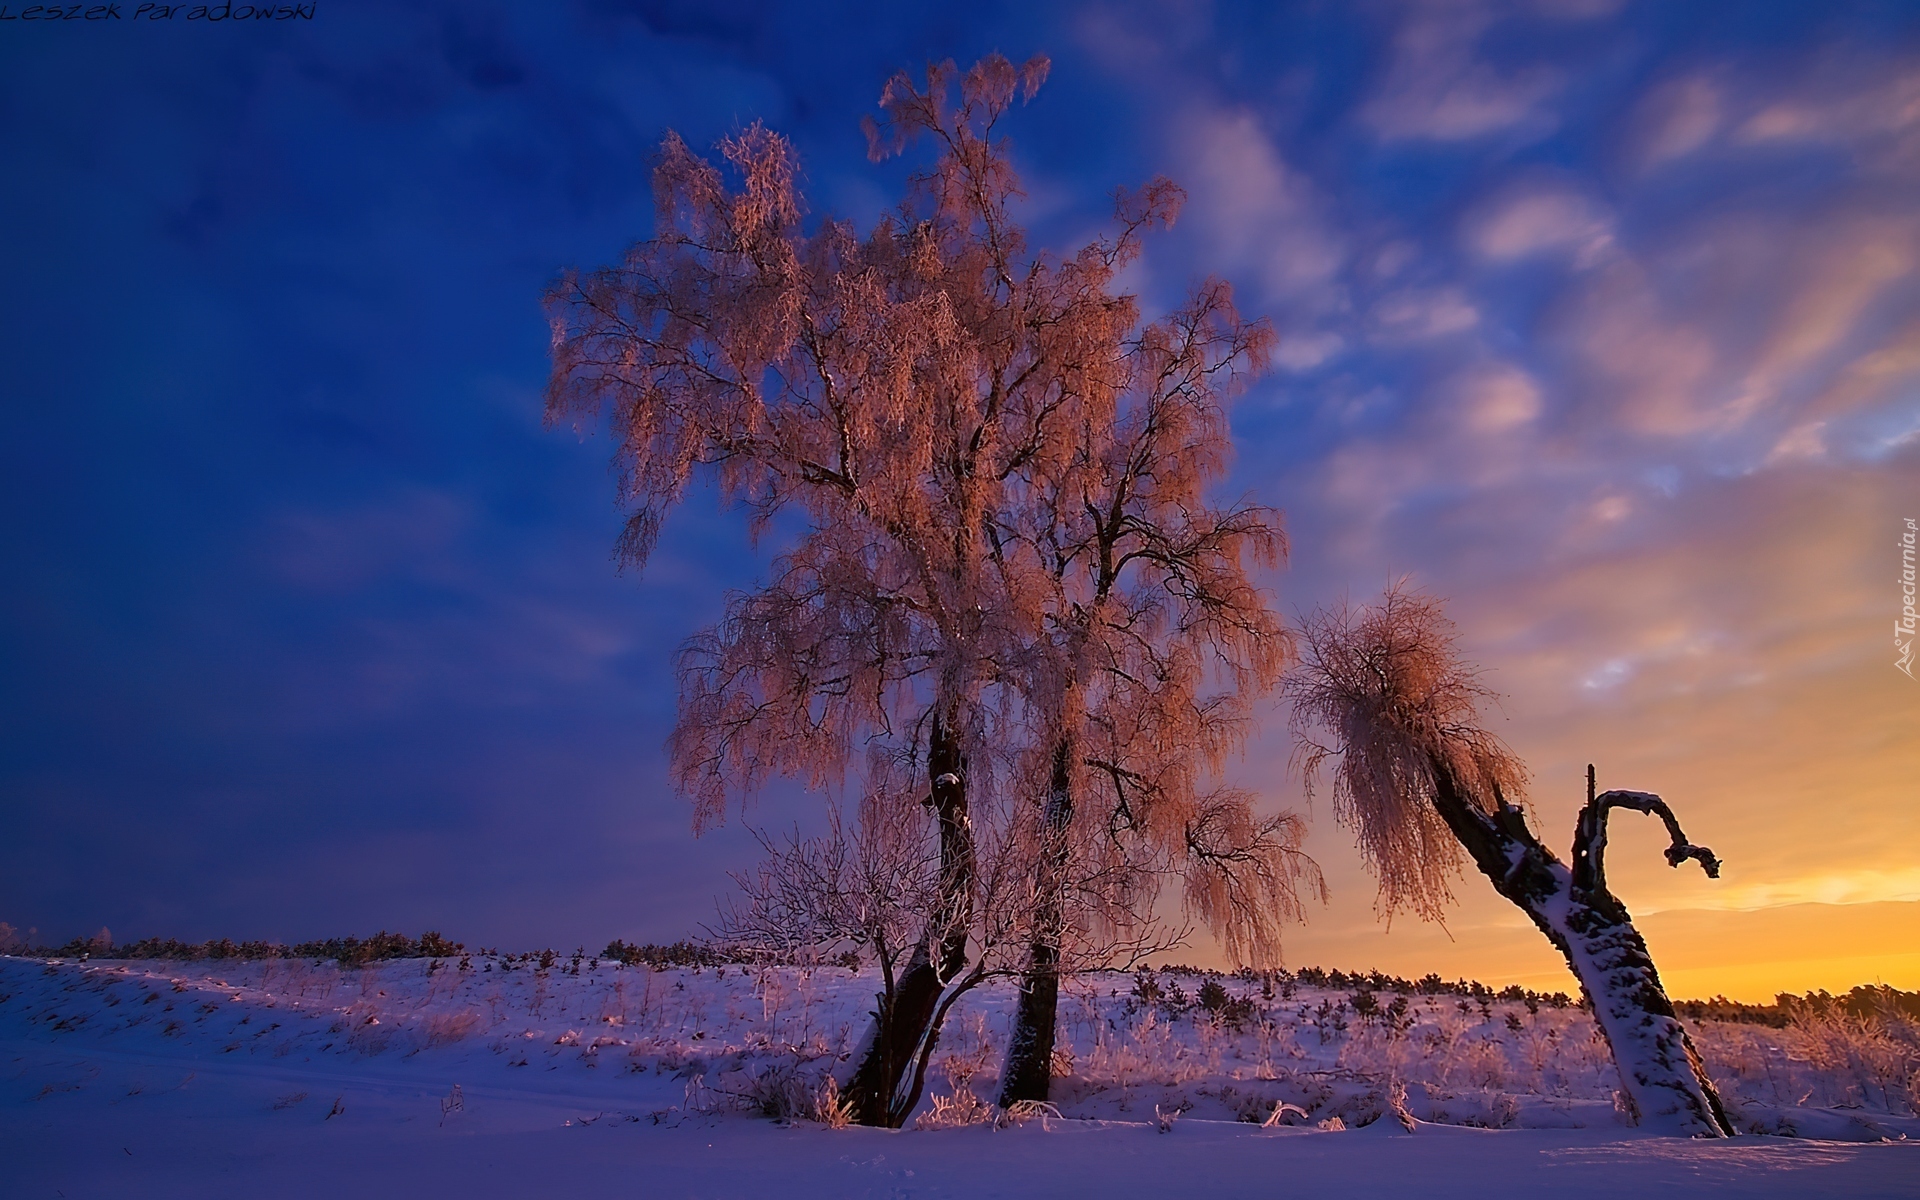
998;738;1074;1106
841;710;975;1127
1429;761;1734;1137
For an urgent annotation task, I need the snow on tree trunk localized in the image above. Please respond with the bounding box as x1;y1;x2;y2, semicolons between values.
1428;760;1734;1137
841;711;975;1128
999;739;1074;1106
841;943;941;1127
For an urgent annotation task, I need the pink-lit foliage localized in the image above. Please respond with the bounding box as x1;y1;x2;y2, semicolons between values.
545;55;1318;1124
1287;586;1527;924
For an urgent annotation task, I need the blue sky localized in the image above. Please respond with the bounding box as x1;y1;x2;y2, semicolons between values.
3;1;1917;994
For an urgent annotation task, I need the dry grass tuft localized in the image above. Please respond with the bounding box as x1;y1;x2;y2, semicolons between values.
422;1010;483;1048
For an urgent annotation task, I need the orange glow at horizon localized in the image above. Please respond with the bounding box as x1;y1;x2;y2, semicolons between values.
1213;395;1920;998
1253;897;1920;1005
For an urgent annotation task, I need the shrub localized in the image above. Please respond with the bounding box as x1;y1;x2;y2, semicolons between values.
604;940;730;968
1197;980;1230;1012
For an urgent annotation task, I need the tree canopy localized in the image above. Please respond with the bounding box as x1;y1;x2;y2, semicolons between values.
546;53;1318;1123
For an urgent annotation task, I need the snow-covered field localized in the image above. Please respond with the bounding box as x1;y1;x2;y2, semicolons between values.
4;953;1916;1198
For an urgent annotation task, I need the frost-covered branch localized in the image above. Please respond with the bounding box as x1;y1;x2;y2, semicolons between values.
1570;770;1723;898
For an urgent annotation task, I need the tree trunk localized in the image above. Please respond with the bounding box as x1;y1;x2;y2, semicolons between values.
1427;759;1734;1137
841;709;975;1127
998;737;1074;1107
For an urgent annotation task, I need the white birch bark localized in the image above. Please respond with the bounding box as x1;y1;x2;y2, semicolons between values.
1430;765;1734;1137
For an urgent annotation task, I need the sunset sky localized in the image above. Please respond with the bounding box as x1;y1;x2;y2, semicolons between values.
2;1;1915;1003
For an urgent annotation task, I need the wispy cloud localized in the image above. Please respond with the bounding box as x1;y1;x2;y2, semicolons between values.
1641;867;1920;915
1552;258;1722;436
1465;183;1613;265
1360;0;1565;142
1450;361;1543;433
1626;73;1725;170
1371;287;1481;341
1176;106;1347;301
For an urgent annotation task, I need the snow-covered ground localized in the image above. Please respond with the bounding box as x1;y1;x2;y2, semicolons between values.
3;954;1915;1198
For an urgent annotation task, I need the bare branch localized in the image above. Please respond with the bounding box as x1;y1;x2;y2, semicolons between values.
1570;771;1723;897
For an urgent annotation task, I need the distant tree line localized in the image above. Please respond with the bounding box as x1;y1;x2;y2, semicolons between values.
5;930;467;966
9;928;1908;1031
601;938;859;970
1673;985;1920;1028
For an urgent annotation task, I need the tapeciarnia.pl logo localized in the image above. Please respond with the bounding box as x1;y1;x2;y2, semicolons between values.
1899;517;1917;679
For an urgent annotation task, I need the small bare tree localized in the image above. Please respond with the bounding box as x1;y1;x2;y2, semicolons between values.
1286;585;1733;1136
715;745;1180;1126
713;761;938;979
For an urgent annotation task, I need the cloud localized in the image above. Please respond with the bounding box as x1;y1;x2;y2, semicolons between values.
1411;454;1920;903
1176;107;1346;300
1466;184;1613;264
1806;317;1920;421
1534;203;1916;445
1370;240;1419;280
1135;10;1920;995
1644;866;1920;914
1762;422;1828;467
1730;215;1918;424
10;0;1917;998
1628;74;1724;170
1371;287;1480;341
1629;50;1920;178
1296;362;1552;562
1360;2;1563;142
1553;259;1721;436
1308;447;1920;922
1735;63;1920;154
1528;0;1625;16
1453;362;1543;433
1273;330;1346;371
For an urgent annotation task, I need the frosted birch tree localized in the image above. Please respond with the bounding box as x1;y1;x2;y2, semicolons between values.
1285;585;1735;1137
991;283;1323;1105
546;54;1312;1127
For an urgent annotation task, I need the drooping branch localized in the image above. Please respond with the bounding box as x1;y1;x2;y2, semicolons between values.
1285;589;1736;1137
1570;764;1723;898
